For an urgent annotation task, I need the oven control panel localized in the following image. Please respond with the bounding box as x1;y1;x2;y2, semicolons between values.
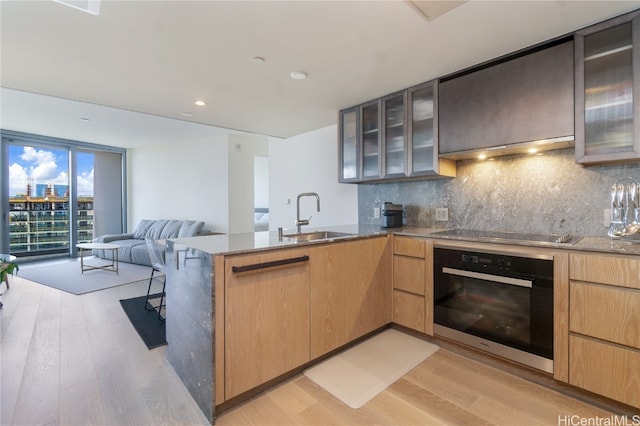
436;248;553;279
460;254;514;270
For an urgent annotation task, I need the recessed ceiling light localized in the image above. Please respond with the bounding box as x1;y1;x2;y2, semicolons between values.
53;0;101;15
180;112;194;117
194;100;206;106
252;57;265;64
409;0;466;21
79;117;91;122
290;71;307;80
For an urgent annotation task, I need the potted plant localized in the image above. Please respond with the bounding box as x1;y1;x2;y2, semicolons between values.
0;259;18;286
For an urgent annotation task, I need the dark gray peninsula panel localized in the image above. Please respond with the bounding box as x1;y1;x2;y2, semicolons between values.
165;242;215;424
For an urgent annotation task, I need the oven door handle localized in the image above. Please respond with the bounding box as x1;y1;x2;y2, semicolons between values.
442;267;533;288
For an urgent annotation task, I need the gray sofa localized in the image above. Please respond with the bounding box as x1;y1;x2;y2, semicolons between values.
93;219;205;266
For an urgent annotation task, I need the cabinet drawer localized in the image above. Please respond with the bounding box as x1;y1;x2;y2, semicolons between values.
570;281;640;349
394;236;425;257
393;290;425;333
569;335;640;408
393;255;425;295
570;253;640;289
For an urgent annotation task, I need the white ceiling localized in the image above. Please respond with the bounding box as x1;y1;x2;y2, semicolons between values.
2;0;640;148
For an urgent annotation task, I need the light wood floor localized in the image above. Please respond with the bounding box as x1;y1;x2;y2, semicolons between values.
1;275;632;426
216;347;627;426
1;276;209;426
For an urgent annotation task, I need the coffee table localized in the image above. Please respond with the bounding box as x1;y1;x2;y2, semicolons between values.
0;254;17;308
76;243;120;274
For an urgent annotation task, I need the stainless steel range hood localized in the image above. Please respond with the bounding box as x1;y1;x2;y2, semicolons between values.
438;135;574;161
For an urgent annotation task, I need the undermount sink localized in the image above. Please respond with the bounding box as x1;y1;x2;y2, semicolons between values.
283;231;354;242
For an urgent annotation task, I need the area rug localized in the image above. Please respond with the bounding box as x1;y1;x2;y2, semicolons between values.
303;328;439;409
18;258;153;295
120;293;167;349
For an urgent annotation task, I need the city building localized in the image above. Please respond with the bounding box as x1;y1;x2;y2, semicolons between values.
8;184;93;254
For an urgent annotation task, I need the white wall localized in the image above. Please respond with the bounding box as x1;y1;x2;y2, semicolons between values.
127;125;355;235
269;124;358;231
254;156;269;208
127;135;229;233
227;134;269;234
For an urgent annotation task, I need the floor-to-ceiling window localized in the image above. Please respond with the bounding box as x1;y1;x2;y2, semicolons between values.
7;144;71;255
77;151;95;245
1;130;126;259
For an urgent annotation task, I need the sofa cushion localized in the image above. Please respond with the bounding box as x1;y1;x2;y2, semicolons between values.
130;243;152;266
145;220;169;240
160;220;183;239
133;220;155;239
110;238;145;263
98;233;134;243
94;219;203;267
178;220;205;237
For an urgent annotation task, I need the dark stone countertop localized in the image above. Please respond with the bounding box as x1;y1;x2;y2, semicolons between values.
168;224;393;256
169;225;640;257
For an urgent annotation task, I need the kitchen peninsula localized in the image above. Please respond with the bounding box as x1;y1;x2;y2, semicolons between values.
165;224;391;423
165;226;640;423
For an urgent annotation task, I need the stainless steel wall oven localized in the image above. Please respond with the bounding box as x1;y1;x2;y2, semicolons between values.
434;247;554;373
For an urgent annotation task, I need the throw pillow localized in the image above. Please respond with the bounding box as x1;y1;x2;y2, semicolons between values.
178;220;205;237
133;219;155;239
145;220;169;240
159;220;183;239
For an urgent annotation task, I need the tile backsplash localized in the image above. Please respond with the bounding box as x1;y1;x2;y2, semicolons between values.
358;148;640;238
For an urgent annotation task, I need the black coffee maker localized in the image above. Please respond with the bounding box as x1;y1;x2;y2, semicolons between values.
382;202;404;228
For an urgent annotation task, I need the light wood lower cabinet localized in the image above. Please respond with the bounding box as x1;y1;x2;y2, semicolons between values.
392;236;433;335
309;237;391;359
221;236;392;400
219;240;640;409
570;281;640;348
568;252;640;409
224;248;311;399
569;335;640;408
394;255;425;295
570;252;640;289
393;291;425;332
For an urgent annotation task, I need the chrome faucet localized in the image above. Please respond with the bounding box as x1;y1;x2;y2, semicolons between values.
295;192;320;233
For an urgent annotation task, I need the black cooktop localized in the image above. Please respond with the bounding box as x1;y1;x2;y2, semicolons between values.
430;229;582;246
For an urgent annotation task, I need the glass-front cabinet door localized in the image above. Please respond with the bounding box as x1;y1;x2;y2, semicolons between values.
408;82;436;176
360;100;382;180
575;11;640;164
383;91;407;178
339;107;359;182
338;82;455;183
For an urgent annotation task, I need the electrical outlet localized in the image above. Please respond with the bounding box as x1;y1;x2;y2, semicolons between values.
604;209;611;227
435;208;449;221
373;207;380;219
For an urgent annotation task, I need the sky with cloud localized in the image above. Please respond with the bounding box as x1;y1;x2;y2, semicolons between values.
8;145;94;197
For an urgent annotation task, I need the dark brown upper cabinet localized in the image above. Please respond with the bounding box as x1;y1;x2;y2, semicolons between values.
575;10;640;165
338;80;455;183
338;100;383;182
381;90;407;179
338;106;359;183
438;40;575;160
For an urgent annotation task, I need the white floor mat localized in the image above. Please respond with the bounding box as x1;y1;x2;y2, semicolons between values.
303;328;439;409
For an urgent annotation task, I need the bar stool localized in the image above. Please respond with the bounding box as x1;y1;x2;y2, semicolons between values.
144;239;166;320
